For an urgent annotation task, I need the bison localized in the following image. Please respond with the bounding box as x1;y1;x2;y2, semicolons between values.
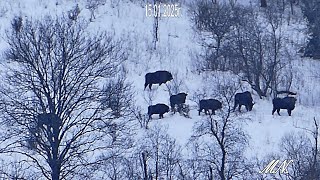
272;97;297;116
233;91;254;112
144;71;173;90
148;103;170;119
170;92;188;113
198;99;222;115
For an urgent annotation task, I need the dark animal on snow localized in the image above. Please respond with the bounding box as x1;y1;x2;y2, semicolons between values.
170;92;188;113
148;103;170;119
198;99;222;115
144;71;173;90
272;97;297;116
233;91;254;112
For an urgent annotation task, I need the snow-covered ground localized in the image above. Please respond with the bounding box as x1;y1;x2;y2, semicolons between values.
0;0;319;177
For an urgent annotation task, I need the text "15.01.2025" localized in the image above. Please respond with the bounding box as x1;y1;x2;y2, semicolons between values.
145;3;181;17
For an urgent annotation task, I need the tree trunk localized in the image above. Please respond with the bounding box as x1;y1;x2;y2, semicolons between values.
312;118;318;179
153;0;159;50
261;0;267;7
290;1;294;15
142;152;148;180
208;166;213;180
50;160;61;180
51;122;61;180
219;148;226;180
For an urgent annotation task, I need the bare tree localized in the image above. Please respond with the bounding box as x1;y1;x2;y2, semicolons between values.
131;105;151;129
228;5;288;98
189;0;235;71
101;69;134;118
287;118;320;179
183;140;211;179
11;15;23;33
140;125;182;180
280;132;314;179
0;159;39;179
189;78;250;180
0;16;130;179
150;0;162;50
300;0;320;59
86;0;106;21
153;1;159;50
123;125;182;180
93;139;135;180
190;1;289;98
165;71;185;96
68;4;81;21
259;118;320;180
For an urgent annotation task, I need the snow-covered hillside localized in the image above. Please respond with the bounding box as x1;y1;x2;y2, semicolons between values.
0;0;319;179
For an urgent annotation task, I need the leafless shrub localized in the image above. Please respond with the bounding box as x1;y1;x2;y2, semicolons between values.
0;5;8;18
165;71;185;96
11;15;22;33
143;89;156;106
177;104;190;118
101;71;134;118
86;0;106;21
189;88;207;108
131;105;151;129
68;4;81;21
133;125;183;179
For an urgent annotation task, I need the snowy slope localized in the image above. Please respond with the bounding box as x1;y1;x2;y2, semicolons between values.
0;0;319;178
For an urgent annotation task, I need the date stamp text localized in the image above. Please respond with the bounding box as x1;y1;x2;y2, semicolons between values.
145;3;181;18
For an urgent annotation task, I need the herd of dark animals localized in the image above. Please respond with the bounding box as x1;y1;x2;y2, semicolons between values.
145;71;297;119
